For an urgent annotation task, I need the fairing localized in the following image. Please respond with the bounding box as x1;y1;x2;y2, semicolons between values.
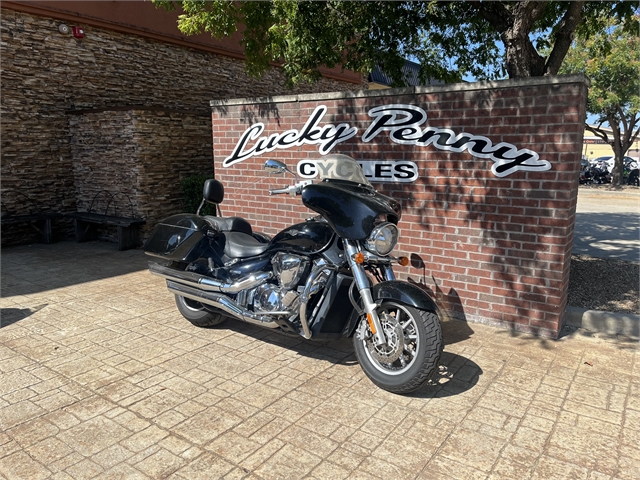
301;181;400;240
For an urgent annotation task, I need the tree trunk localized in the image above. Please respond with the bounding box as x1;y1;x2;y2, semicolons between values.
609;115;624;186
502;32;546;78
475;1;586;78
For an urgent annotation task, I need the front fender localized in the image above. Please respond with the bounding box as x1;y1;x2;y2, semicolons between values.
343;280;438;337
373;281;438;312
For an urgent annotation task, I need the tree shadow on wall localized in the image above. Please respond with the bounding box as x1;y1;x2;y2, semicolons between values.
330;88;578;340
407;253;475;346
211;100;283;127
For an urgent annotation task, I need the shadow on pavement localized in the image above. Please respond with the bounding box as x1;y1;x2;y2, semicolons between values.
0;305;47;328
1;240;149;298
573;212;640;262
217;317;482;398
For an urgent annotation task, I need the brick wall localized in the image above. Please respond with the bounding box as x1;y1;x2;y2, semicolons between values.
210;77;588;338
0;8;362;245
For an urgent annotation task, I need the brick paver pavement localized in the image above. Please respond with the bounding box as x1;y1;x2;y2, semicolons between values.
1;241;638;479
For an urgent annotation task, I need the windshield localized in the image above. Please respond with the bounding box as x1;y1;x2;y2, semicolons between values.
314;154;372;187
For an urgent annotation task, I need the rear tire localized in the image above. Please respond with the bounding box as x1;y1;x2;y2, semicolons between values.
353;302;442;394
175;295;227;327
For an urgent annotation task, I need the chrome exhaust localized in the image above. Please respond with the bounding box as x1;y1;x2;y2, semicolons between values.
149;262;272;293
166;280;280;329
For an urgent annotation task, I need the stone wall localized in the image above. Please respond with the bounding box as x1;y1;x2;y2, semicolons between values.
210;77;588;338
68;108;214;239
0;8;363;245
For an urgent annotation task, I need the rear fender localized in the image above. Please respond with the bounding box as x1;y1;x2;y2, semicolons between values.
344;280;438;337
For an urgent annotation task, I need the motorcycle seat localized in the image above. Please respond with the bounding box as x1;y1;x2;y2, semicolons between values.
204;216;252;235
223;232;269;258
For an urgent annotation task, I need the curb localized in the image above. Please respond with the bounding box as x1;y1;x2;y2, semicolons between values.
565;306;639;339
578;188;640;199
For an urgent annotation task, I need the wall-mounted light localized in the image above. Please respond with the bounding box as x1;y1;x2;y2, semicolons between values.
58;23;84;39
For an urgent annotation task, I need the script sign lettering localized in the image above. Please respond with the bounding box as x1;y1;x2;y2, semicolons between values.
223;104;551;178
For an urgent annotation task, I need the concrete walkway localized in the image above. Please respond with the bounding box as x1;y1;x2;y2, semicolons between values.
1;242;639;479
574;188;640;263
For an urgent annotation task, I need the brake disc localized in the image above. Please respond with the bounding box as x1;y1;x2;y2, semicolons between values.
366;313;405;364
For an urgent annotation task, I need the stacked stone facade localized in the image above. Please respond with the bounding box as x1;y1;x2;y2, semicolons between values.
210;77;588;337
0;8;362;245
68;108;213;239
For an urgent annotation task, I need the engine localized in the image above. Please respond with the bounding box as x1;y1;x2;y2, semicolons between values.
252;253;309;313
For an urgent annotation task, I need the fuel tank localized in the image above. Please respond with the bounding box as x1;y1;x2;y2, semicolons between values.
267;219;334;255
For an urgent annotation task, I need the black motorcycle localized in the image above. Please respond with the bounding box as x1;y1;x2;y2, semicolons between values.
590;163;612;184
144;154;442;394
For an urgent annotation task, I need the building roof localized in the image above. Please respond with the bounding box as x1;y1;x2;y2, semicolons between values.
368;60;443;87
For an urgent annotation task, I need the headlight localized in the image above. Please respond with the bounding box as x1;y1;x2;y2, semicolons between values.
364;222;399;256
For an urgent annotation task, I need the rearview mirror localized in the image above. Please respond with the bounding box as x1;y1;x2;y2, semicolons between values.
264;159;288;174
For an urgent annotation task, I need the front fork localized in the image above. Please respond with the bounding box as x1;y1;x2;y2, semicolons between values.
344;239;393;346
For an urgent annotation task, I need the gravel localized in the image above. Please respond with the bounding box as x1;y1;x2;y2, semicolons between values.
568;254;639;314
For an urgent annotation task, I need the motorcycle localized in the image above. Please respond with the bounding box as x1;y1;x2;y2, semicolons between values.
144;154;442;394
588;162;611;184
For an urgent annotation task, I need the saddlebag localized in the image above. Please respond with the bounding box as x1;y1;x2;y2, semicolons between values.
144;214;215;262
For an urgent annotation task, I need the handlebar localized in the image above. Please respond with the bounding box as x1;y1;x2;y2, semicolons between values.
269;186;292;195
269;180;312;196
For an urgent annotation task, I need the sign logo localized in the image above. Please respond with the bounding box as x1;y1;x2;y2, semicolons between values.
223;105;357;167
223;104;552;178
297;160;418;183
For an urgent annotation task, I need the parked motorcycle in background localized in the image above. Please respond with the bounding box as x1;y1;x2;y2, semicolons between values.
144;154;443;394
580;159;611;184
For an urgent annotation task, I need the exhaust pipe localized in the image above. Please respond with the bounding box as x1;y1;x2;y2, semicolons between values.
167;281;280;329
149;262;271;293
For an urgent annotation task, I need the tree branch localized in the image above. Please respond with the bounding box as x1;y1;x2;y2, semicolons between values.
585;123;610;144
513;1;549;32
621;114;640;150
617;105;629;134
544;1;585;75
470;1;512;33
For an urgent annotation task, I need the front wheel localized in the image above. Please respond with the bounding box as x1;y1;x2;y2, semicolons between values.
175;295;227;327
353;301;442;394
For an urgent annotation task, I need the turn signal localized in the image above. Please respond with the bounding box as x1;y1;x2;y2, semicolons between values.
398;256;409;267
366;313;377;334
353;252;365;264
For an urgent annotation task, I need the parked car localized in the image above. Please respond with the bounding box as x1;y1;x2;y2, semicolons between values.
590;155;636;173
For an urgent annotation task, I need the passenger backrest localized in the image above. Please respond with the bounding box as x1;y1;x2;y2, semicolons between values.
203;179;224;204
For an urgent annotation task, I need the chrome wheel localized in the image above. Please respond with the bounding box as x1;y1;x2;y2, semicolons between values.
360;302;420;375
354;301;442;394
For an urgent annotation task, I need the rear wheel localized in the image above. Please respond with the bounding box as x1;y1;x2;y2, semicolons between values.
175;295;227;327
353;301;442;394
628;169;639;186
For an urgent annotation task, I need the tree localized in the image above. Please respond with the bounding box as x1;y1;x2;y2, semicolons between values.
153;1;637;86
561;18;640;185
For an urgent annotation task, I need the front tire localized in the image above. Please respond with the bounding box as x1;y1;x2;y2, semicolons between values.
175;295;227;327
353;301;442;394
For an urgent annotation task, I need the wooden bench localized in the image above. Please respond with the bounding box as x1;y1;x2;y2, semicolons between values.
66;212;145;251
67;191;145;251
1;212;63;244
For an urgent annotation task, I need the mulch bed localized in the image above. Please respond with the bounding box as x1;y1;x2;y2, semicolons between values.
568;254;639;314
